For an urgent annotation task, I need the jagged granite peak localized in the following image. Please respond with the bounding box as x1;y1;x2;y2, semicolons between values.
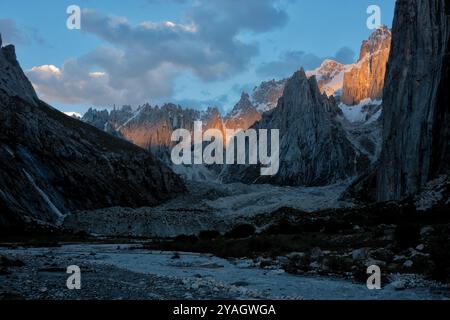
201;107;228;156
201;106;222;122
306;59;349;97
251;60;349;114
109;105;134;128
0;42;185;230
201;106;226;138
115;103;201;151
82;108;110;130
359;25;391;60
223;68;369;186
241;91;250;101
0;34;39;106
83;103;226;152
251;79;287;113
231;92;253;113
81;107;126;139
225;92;262;130
377;0;450;201
341;26;392;105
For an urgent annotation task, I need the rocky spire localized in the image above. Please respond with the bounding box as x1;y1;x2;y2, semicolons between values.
251;78;287;113
225;92;261;131
240;91;250;102
341;26;392;105
202;106;225;133
0;35;39;106
223;68;368;186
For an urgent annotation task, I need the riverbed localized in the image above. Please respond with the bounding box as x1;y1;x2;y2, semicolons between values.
1;244;449;300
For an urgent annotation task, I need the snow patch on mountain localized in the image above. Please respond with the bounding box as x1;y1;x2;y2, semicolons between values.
251;79;287;113
338;99;382;123
63;112;82;118
306;60;351;97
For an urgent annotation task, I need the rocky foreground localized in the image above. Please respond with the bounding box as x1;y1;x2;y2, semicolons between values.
1;176;449;300
1;243;449;300
0;246;237;300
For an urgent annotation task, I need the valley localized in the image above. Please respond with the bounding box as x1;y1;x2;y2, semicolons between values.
1;0;450;302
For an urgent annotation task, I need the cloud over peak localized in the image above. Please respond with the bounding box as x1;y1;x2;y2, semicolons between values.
27;0;290;108
256;47;356;79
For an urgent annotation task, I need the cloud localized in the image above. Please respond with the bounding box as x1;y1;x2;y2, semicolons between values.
256;51;323;79
0;19;48;46
0;19;28;45
172;94;229;112
232;83;256;96
256;47;356;79
28;0;289;108
80;0;288;80
334;46;355;65
27;53;178;106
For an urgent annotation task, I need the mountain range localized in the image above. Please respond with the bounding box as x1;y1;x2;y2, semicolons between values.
1;0;449;233
82;26;391;143
221;69;370;186
0;34;185;232
80;26;391;185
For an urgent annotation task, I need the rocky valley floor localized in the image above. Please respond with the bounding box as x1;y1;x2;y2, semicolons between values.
2;179;449;300
1;244;449;300
62;180;353;238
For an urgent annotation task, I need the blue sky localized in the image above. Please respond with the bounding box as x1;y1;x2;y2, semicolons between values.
0;0;395;114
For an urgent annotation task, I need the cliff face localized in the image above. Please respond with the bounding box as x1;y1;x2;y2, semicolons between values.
377;0;450;201
223;69;369;186
0;34;39;106
0;39;185;230
341;26;391;105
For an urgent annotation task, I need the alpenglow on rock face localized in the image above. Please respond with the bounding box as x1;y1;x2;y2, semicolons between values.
377;0;450;201
250;60;349;115
84;104;227;150
225;92;262;131
341;26;392;105
118;103;201;150
0;38;185;230
223;69;369;186
307;59;349;97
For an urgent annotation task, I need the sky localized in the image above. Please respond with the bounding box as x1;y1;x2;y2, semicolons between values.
0;0;395;115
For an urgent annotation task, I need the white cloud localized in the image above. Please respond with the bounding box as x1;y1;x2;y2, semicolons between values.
89;72;106;78
30;65;61;77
